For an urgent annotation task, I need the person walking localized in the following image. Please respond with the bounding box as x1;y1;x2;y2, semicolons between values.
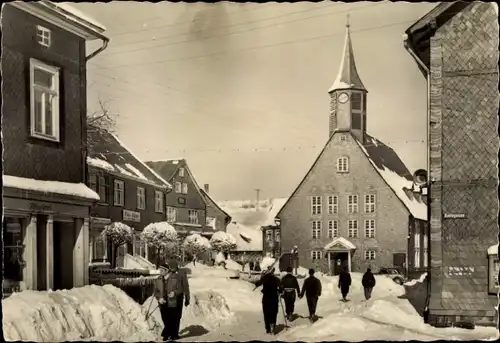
154;259;191;341
254;266;283;334
338;266;352;302
280;266;300;321
299;268;322;323
361;267;376;301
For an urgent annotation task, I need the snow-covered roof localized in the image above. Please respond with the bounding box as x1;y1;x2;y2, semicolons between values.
49;2;106;31
218;198;288;228
87;129;171;189
200;189;232;226
328;25;367;93
262;198;288;227
324;237;356;250
3;175;99;201
355;135;428;221
488;244;498;255
146;159;185;181
226;222;262;252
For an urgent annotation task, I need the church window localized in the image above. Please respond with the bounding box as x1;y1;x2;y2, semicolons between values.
336;157;349;173
351;92;362;111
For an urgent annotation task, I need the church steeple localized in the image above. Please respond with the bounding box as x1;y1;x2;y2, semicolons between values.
328;16;368;142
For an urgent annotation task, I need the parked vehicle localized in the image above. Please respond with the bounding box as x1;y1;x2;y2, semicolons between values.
378;267;406;285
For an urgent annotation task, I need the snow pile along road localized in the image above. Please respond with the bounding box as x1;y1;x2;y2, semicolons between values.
2;285;160;342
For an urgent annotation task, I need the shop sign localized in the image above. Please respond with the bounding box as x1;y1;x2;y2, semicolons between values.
5;223;21;233
123;210;141;223
29;203;52;213
443;213;467;219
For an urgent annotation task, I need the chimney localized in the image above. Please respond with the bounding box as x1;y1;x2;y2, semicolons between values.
204;184;209;193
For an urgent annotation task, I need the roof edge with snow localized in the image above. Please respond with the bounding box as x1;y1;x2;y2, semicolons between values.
324;237;357;250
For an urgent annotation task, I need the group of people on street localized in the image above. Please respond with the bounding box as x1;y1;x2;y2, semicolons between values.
254;266;322;334
255;265;378;335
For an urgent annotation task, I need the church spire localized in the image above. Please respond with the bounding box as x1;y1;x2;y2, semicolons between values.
328;16;367;93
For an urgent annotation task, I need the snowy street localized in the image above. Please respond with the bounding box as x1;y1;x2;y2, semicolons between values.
4;261;497;342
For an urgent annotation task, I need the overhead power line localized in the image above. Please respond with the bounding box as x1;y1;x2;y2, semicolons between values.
89;18;419;71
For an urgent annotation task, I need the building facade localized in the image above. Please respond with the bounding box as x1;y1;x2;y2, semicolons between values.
2;1;108;294
200;185;232;233
146;159;209;238
277;23;428;275
86;129;172;267
262;224;281;259
405;2;499;327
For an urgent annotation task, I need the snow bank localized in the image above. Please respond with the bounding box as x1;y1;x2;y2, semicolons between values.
3;285;159;341
224;258;242;270
404;272;427;286
260;256;276;271
3;175;99;201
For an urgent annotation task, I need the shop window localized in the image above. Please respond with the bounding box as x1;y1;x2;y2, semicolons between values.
3;218;26;295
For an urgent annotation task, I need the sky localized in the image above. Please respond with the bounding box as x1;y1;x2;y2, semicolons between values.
75;1;437;201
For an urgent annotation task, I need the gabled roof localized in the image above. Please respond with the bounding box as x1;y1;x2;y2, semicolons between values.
146;158;207;204
87;129;171;189
145;159;184;181
277;131;427;221
328;24;367;93
324;237;356;251
200;189;232;224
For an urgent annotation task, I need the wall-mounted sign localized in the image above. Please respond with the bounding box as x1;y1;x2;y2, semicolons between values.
123;209;141;223
443;213;467;219
177;197;186;205
29;202;52;213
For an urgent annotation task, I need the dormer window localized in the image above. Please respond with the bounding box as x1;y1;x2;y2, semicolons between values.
179;168;185;177
351;92;363;130
36;26;51;47
336;157;349;173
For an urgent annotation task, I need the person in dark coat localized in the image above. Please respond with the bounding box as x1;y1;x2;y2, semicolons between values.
254;266;283;334
254;261;262;272
154;259;191;341
299;268;322;322
338;266;352;301
361;268;376;300
280;266;300;320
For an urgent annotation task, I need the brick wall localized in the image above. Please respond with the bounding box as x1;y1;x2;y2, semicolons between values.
1;5;87;184
279;132;410;274
428;2;499;325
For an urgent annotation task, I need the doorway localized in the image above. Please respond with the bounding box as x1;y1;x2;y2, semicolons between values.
329;252;348;275
53;221;75;290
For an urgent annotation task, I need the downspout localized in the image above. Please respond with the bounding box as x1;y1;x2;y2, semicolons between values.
86;37;109;62
403;34;431;318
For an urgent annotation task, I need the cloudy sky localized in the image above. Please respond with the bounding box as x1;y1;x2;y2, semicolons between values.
76;1;436;201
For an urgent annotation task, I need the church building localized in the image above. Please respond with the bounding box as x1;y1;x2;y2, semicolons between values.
277;22;428;275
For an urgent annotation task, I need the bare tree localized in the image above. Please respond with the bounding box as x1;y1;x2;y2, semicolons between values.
87;97;119;133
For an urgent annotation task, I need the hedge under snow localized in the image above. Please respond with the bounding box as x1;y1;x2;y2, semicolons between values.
210;231;237;253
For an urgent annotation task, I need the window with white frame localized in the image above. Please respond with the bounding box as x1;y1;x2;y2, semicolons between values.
114;180;124;206
36;25;51;47
188;210;199;224
154;191;164;213
30;59;60;141
167;206;177;223
364;194;376;213
98;176;108;202
134;237;147;259
275;231;280;242
414;232;421;268
175;182;181;193
182;183;188;194
364;219;376;238
328;220;338;239
179;168;185;177
348;220;358;238
347;194;358;214
365;249;376;260
336;157;349;172
311;196;322;216
423;234;428;268
327;195;339;215
137;187;146;210
311;250;322;260
312;221;322;239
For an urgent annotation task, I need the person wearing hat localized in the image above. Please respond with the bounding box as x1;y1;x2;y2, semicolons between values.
280;266;301;321
299;268;322;323
254;266;283;334
154;259;191;341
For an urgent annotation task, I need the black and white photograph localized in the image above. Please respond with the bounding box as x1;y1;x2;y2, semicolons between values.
1;1;499;341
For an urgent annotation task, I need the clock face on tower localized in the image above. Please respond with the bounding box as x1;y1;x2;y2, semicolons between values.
338;92;349;104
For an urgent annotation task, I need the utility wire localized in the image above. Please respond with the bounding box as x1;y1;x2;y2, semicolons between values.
103;2;351;52
107;1;337;39
90;18;418;71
